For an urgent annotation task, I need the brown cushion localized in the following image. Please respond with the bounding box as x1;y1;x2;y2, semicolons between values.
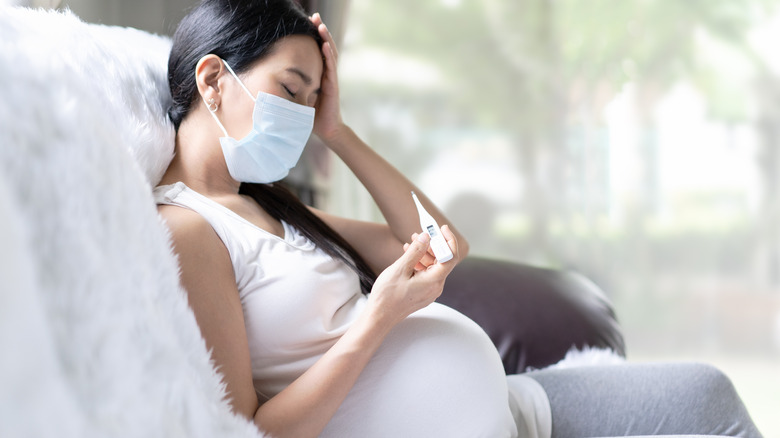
438;257;625;374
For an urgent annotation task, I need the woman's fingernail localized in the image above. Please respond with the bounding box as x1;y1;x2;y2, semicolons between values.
417;233;430;243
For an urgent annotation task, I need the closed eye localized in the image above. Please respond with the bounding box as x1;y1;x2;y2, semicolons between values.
282;84;297;98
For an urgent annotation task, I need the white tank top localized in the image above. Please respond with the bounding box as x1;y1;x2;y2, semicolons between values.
155;182;366;400
154;182;550;438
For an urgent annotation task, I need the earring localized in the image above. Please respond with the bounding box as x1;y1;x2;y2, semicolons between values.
207;97;218;112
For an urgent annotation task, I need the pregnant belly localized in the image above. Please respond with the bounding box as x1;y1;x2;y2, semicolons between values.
320;303;518;438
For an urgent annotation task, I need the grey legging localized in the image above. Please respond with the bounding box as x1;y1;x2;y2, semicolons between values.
525;362;763;437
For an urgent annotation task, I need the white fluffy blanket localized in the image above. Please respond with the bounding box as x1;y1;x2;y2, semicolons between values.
0;7;260;438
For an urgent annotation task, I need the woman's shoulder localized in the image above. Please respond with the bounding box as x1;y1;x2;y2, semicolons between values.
155;183;212;239
158;203;228;260
158;196;205;228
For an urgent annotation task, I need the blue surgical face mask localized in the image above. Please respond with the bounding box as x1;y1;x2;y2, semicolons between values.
205;60;315;184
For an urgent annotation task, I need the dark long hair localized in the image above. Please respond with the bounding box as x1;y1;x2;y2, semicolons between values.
168;0;376;294
168;0;321;130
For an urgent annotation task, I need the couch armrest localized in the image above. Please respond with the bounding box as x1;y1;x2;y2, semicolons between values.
437;257;625;374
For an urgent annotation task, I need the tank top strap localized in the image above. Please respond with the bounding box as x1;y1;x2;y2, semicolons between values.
154;182;315;251
153;182;238;251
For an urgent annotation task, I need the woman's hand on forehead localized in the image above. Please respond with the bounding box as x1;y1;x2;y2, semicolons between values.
309;12;345;142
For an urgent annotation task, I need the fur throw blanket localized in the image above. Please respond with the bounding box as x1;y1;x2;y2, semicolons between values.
0;7;260;438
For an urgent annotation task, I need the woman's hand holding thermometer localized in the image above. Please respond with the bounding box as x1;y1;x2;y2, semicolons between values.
411;191;454;263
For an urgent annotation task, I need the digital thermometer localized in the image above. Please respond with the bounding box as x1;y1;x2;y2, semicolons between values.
411;191;454;263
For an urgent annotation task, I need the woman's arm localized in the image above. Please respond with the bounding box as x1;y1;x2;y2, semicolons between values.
312;128;470;273
309;14;469;273
161;205;458;438
159;205;259;419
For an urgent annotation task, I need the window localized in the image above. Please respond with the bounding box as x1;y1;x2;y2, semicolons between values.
337;1;780;434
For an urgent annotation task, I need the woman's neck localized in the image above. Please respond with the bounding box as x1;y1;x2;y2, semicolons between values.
159;116;241;196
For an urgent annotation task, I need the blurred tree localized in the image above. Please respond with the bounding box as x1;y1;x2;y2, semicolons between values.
346;0;777;269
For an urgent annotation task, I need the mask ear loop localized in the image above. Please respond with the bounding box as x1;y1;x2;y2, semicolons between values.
204;59;257;137
204;97;229;137
223;60;257;102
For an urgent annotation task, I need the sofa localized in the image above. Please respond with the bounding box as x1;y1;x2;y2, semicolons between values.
0;6;655;438
442;257;624;374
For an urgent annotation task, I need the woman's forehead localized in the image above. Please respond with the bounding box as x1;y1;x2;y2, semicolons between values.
252;35;322;78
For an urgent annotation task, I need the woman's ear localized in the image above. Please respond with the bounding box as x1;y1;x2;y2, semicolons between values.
195;54;225;108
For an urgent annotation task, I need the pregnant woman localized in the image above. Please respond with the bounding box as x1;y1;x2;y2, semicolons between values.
156;1;762;436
